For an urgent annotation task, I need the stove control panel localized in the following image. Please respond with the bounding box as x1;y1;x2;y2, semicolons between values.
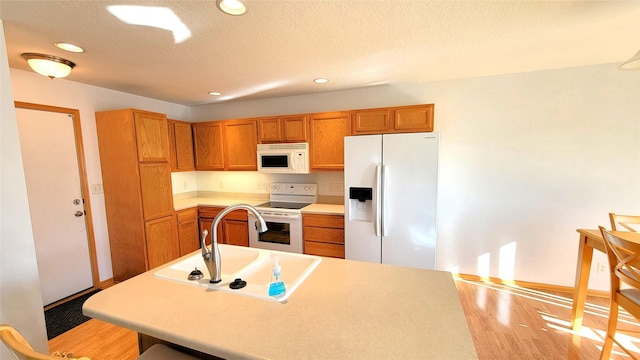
270;183;317;196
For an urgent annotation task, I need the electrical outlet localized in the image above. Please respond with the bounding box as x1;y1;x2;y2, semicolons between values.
90;184;104;194
262;182;268;190
257;181;262;190
597;262;607;274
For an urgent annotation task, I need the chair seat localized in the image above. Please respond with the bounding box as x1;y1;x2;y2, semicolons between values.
136;344;200;360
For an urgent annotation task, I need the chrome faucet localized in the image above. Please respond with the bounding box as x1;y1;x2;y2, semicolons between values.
201;204;268;283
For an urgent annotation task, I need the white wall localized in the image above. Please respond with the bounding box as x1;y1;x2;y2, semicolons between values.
192;64;640;291
0;21;48;355
9;68;191;282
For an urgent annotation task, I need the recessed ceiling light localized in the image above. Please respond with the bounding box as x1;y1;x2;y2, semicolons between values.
209;91;223;96
54;42;85;53
314;78;329;84
216;0;246;16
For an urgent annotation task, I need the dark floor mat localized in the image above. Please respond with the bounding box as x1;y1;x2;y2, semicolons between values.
44;289;101;340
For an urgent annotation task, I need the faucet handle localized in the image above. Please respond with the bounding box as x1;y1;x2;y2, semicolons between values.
201;229;210;257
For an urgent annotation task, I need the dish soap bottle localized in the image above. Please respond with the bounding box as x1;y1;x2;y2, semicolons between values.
268;256;286;297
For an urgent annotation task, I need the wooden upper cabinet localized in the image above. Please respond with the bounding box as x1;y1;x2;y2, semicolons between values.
223;119;257;171
193;122;224;170
309;111;351;171
352;104;434;134
352;109;391;134
167;120;178;170
168;120;195;171
393;104;434;132
282;115;308;142
134;110;170;162
257;115;309;143
257;117;282;143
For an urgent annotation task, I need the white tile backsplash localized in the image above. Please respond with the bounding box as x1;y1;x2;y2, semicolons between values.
171;171;344;197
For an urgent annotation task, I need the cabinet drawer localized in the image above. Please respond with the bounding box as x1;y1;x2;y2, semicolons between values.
198;207;248;221
176;208;198;222
304;241;344;259
303;226;344;244
302;214;344;228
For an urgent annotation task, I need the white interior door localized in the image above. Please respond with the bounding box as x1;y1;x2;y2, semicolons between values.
16;108;93;305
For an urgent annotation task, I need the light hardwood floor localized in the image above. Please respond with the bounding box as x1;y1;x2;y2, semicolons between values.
48;278;640;359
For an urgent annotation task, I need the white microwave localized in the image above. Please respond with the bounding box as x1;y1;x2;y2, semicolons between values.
257;143;310;174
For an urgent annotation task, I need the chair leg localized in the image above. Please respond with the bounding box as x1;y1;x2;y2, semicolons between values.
600;302;619;360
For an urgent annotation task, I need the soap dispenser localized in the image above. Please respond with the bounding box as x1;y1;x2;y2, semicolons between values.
268;256;286;297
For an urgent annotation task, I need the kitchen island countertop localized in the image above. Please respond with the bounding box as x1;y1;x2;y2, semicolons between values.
83;252;477;359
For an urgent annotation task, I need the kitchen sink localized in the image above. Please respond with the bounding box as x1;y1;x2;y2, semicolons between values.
153;244;322;303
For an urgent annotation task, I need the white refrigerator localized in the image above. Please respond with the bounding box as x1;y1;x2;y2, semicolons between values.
344;132;439;270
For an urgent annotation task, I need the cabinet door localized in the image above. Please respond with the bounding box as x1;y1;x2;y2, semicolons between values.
223;119;257;170
174;121;195;170
134;111;169;162
309;112;351;170
304;241;345;258
168;120;178;170
177;209;200;256
139;163;174;220
193;122;224;170
145;215;179;269
352;109;391;135
393;104;434;132
223;219;249;247
257;117;282;143
282;115;308;142
199;218;223;246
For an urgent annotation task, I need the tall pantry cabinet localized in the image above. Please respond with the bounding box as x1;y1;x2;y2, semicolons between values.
96;109;179;282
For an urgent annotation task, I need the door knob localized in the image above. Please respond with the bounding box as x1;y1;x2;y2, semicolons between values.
74;211;84;217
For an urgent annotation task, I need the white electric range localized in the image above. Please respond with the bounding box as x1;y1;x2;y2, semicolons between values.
248;183;317;254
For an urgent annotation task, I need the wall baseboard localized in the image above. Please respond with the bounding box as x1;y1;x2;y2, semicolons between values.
455;273;610;298
99;278;116;289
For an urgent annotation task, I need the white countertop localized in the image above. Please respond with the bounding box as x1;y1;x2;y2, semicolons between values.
84;252;477;360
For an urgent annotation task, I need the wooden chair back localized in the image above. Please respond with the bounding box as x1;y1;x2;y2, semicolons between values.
609;213;640;232
0;324;90;360
0;324;57;360
600;226;640;290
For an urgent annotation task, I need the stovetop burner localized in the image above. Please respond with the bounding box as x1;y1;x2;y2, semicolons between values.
255;201;311;210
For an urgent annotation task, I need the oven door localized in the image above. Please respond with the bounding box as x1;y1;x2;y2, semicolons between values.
248;212;303;253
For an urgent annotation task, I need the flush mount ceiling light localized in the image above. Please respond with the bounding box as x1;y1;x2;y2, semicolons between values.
21;53;76;79
313;78;329;84
54;42;85;53
619;49;640;70
216;0;246;16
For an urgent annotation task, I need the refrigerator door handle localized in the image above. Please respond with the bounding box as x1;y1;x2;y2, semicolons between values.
374;164;381;237
381;164;388;237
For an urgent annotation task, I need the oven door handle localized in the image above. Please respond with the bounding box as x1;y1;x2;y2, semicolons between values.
249;212;301;220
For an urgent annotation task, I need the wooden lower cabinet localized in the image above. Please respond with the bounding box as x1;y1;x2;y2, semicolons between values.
145;215;179;269
176;208;200;256
198;207;249;247
223;219;250;247
303;213;345;258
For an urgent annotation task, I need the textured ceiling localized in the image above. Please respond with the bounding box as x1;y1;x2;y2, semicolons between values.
1;0;639;106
